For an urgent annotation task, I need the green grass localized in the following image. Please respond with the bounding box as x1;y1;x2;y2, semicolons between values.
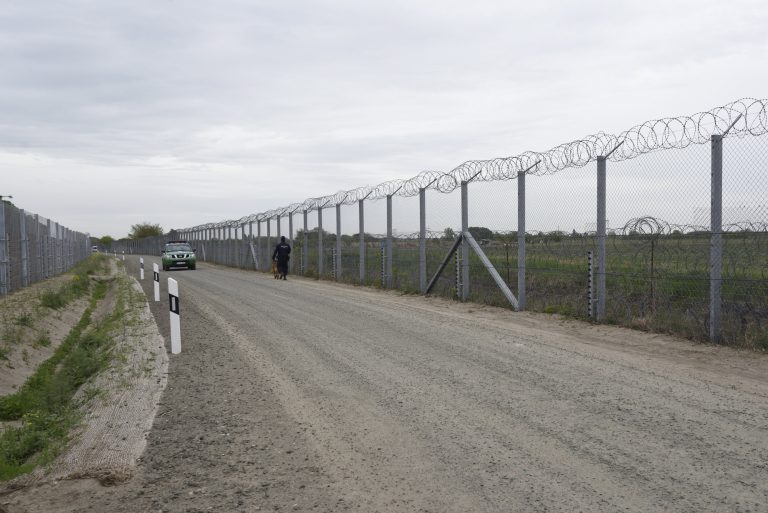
40;289;68;310
0;271;123;481
39;254;107;310
297;234;768;349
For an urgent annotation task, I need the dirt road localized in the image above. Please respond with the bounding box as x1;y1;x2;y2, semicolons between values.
6;257;768;512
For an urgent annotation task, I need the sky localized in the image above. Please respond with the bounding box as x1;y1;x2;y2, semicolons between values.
1;0;766;238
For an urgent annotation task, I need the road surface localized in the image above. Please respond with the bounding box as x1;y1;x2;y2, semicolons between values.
7;257;768;512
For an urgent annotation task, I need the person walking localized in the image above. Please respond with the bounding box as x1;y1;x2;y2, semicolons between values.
272;236;291;280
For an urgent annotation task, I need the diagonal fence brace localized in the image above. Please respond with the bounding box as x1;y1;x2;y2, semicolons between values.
463;231;519;310
425;234;463;295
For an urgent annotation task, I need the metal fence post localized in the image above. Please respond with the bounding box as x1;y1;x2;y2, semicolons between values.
0;202;7;295
302;210;308;275
45;219;51;278
710;134;723;343
239;223;246;268
266;218;272;270
62;226;67;270
318;207;324;277
587;251;594;318
419;187;426;294
34;214;41;283
517;170;526;310
54;222;61;275
257;220;263;270
66;227;72;269
359;199;365;284
62;227;68;270
596;156;607;321
460;181;470;301
288;212;294;274
62;225;68;271
228;225;233;266
20;209;29;288
336;203;342;280
50;222;56;275
62;225;67;270
386;194;393;288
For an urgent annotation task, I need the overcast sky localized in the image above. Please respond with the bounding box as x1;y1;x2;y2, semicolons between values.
1;0;766;238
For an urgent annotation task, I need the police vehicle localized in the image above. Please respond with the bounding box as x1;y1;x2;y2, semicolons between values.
161;240;197;271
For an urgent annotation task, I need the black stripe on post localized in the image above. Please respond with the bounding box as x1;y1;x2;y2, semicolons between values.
169;294;180;315
154;271;159;282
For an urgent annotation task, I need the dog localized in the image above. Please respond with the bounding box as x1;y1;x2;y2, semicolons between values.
272;260;280;279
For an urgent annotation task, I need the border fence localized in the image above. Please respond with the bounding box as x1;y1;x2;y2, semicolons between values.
0;201;91;295
117;98;768;349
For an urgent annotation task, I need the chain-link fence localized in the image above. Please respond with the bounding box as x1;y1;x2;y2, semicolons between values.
116;98;768;349
0;201;91;295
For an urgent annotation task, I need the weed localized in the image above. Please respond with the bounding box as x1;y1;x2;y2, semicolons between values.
81;386;103;403
745;324;768;351
1;328;18;347
33;332;51;348
40;290;66;310
38;254;107;310
0;410;72;480
14;313;33;328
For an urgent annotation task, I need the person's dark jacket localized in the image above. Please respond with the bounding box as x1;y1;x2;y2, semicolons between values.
272;242;291;262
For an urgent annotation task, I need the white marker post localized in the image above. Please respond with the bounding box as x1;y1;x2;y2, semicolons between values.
140;257;145;280
168;277;181;354
122;250;125;261
153;263;160;302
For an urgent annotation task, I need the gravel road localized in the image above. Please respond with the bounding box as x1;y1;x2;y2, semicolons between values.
8;257;768;513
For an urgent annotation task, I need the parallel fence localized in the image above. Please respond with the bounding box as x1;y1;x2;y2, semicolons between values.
0;201;91;295
115;99;768;349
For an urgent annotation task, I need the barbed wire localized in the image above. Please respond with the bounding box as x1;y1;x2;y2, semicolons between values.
181;98;768;232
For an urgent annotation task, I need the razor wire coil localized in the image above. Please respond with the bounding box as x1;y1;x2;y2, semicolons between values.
182;98;768;232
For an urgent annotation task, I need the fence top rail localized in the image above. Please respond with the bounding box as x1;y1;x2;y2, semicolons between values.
180;97;767;232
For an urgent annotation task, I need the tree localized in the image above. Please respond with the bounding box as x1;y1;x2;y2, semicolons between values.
129;222;164;240
443;227;456;240
468;226;493;241
98;235;115;246
294;227;332;248
493;231;517;244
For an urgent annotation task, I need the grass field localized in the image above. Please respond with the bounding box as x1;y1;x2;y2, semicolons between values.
290;232;768;350
194;232;766;350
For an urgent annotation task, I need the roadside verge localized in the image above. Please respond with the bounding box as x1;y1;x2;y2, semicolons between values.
0;260;168;493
